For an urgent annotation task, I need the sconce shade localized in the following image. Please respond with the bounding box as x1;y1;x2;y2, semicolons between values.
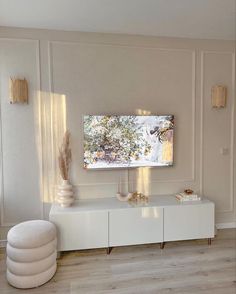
9;78;28;104
211;85;227;108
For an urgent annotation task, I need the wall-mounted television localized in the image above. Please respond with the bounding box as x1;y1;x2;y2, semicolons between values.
83;115;174;169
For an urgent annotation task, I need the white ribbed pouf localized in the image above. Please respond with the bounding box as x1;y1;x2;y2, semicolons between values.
6;220;57;289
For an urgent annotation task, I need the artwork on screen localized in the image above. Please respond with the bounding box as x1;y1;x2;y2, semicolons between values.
83;115;174;169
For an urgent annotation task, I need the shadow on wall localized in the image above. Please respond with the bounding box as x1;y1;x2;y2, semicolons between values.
34;91;67;204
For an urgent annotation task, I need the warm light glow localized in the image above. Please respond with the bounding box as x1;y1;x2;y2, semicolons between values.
136;109;151;115
141;207;159;218
134;108;152;195
162;141;173;162
9;78;28;104
211;85;227;108
136;167;150;196
34;91;67;204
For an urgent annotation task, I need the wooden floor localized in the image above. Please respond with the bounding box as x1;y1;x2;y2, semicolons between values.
0;229;235;294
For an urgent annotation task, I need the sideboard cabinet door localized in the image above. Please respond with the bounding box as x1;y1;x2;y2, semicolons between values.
164;203;214;242
50;211;108;251
109;207;163;247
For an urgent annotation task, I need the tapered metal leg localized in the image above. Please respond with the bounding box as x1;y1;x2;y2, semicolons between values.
208;238;212;245
160;242;165;249
107;247;113;254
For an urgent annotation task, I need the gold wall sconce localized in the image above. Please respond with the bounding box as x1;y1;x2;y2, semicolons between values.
9;78;28;104
211;85;227;108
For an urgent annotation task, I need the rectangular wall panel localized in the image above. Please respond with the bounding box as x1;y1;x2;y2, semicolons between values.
0;39;41;224
201;52;234;215
50;42;195;198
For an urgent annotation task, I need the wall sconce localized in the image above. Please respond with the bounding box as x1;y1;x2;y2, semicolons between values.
211;85;227;108
9;78;28;104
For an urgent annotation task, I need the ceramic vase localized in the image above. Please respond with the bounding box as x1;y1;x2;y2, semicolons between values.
57;179;74;207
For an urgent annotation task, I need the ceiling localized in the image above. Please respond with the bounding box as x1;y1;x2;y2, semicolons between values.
0;0;235;40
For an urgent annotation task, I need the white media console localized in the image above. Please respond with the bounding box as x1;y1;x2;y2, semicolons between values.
49;195;215;253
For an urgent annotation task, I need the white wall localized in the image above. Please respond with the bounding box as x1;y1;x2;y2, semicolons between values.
0;27;235;242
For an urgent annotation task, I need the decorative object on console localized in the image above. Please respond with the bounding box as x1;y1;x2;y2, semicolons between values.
116;169;149;203
184;189;193;195
116;171;133;202
9;78;28;104
211;85;227;108
57;180;74;207
175;191;201;202
57;130;74;207
116;191;148;203
116;192;133;202
128;191;149;203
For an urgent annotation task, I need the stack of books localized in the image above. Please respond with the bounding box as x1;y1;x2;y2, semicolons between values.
175;192;201;202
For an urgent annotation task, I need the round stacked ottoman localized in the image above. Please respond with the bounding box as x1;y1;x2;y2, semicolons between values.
6;220;57;289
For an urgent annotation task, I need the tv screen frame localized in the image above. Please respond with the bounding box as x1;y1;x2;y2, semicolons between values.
83;115;174;170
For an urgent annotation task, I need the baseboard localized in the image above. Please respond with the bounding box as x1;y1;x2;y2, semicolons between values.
0;239;7;248
216;222;236;229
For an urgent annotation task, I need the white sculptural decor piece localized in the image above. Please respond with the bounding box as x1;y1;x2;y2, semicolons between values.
57;180;74;208
57;130;74;207
116;192;133;202
116;172;132;202
116;171;148;203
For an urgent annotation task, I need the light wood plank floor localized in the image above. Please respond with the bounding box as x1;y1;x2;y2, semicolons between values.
0;229;235;294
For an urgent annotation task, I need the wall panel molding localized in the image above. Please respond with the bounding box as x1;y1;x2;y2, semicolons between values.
0;86;4;226
200;50;235;214
49;41;196;189
0;38;42;226
35;39;45;220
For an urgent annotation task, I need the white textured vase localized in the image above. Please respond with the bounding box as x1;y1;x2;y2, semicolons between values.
57;180;74;208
